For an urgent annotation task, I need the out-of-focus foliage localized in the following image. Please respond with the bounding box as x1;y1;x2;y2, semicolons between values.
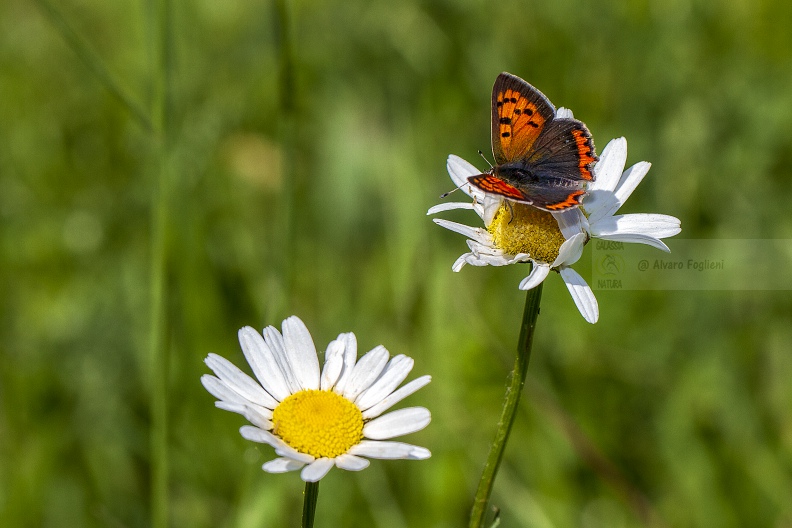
2;0;791;526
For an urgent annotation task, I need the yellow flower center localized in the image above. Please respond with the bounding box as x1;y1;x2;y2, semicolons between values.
488;202;566;265
272;389;364;458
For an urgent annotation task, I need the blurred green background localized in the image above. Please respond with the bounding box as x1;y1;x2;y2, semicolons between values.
2;0;792;526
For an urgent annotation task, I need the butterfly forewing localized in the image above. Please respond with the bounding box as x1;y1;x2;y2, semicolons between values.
491;73;556;165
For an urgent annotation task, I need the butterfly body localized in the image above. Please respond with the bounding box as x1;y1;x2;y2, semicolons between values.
493;160;584;192
467;73;598;212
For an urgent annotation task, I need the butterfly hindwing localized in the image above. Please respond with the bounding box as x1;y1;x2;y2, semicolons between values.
468;173;586;210
491;73;556;165
526;118;597;182
467;174;527;201
531;187;587;211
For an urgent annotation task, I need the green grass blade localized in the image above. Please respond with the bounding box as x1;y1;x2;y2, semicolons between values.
34;0;153;131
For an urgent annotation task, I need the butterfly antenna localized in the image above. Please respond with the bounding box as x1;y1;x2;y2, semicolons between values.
440;183;465;199
478;150;493;169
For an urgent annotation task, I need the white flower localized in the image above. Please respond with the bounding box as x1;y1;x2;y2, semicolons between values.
556;136;682;253
202;316;432;482
429;122;680;323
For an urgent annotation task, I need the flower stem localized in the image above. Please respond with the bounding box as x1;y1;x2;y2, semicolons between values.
469;283;543;528
302;481;320;528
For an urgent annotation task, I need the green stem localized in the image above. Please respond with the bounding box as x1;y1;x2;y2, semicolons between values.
33;0;153;131
302;481;320;528
272;0;296;316
469;284;543;528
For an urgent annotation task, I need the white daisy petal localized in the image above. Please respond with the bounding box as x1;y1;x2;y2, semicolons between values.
486;254;521;266
363;407;431;440
556;107;574;119
427;201;475;215
596;233;671;252
262;457;305;474
342;345;390;401
613;161;652;207
508;253;533;264
447;154;484;194
592;213;681;240
282;316;320;390
559;267;599;324
215;401;273;429
243;428;315;466
452;254;470;272
301;458;335;482
481;195;502;226
320;337;346;390
465;238;500;257
349;440;431;460
362;375;432;419
518;264;550;291
553;232;586;268
590;137;627;193
236;328;290;403
334;454;370;471
471;200;486;219
200;374;245;405
587;161;652;226
466;253;515;266
240;426;282;448
585;195;619;227
320;352;343;391
262;325;302;394
463;251;516;268
355;355;414;410
273;444;315;465
333;332;358;395
463;240;530;267
433;218;489;244
205;351;280;408
584;140;628;222
552;208;586;240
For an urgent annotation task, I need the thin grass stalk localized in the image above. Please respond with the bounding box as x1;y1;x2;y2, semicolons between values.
148;0;173;526
469;283;543;528
33;0;152;131
273;0;296;315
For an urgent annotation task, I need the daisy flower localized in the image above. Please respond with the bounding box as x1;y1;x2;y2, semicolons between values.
202;316;432;482
429;114;680;323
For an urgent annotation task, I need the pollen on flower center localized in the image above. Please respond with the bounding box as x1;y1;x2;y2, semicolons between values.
488;202;566;264
272;389;364;459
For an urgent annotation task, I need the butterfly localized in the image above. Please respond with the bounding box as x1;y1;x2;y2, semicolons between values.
467;72;598;212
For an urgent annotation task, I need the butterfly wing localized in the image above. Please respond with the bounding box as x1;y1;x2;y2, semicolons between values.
467;174;527;201
525;118;597;182
497;118;596;211
468;173;586;211
491;73;556;165
472;72;598;211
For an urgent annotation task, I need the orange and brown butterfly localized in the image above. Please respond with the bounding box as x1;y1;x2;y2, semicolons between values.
467;72;598;211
